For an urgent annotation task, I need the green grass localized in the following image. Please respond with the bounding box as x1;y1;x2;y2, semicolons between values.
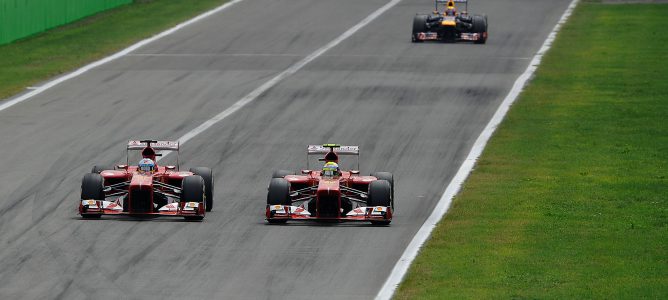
0;0;228;100
395;2;668;299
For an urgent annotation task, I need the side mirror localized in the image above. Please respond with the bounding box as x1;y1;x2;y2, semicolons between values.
116;164;127;169
166;166;176;170
350;170;360;175
301;170;311;174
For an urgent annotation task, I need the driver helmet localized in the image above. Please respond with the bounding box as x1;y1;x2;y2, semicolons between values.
322;162;340;177
445;0;456;16
138;158;156;173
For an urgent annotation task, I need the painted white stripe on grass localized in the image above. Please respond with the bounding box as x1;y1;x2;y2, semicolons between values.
172;0;404;146
375;0;581;299
0;0;246;112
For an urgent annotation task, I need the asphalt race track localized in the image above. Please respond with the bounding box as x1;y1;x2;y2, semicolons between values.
0;0;572;299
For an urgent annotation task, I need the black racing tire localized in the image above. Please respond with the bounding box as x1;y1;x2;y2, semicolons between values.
91;165;113;174
412;14;428;43
81;173;105;200
181;175;205;203
371;172;394;209
181;175;205;221
81;173;104;219
190;167;214;212
472;15;488;44
367;180;392;207
267;178;291;224
368;180;392;225
272;170;295;178
267;178;291;206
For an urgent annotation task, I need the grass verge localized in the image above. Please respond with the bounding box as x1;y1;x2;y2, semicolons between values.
0;0;229;100
395;2;667;299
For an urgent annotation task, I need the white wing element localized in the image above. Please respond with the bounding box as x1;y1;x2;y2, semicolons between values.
127;140;179;150
307;145;359;155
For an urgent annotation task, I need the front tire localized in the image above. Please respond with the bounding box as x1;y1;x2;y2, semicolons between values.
267;178;291;224
81;173;104;219
368;180;392;225
472;15;488;44
267;178;291;206
371;172;394;209
412;14;428;43
181;175;205;221
190;167;214;212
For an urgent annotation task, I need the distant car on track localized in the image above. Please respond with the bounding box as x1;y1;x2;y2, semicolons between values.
78;140;214;221
412;0;488;44
266;144;394;225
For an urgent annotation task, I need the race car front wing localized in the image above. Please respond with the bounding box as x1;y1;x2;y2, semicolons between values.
265;204;392;223
79;199;204;217
414;31;485;42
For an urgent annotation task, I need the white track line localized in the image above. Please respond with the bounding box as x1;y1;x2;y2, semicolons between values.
375;0;581;299
172;0;404;146
127;53;304;57
0;0;247;112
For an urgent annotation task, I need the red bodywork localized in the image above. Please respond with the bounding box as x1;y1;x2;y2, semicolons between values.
79;140;206;219
266;145;393;224
79;166;205;218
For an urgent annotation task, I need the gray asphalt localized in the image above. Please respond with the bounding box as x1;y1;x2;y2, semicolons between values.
0;0;572;299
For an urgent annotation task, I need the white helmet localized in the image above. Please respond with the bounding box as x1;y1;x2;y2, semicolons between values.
138;158;155;173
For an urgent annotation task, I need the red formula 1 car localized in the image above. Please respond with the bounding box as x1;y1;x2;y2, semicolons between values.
78;140;214;221
265;144;394;225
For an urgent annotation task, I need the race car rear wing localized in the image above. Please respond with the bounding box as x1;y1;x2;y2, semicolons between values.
435;0;468;12
307;144;359;155
126;140;180;170
306;144;360;171
127;140;179;151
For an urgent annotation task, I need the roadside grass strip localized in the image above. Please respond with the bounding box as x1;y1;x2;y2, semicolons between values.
395;2;667;299
0;0;229;101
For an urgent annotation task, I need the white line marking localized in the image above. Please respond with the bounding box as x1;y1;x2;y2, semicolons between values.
129;52;530;60
0;0;247;112
127;53;304;57
170;0;404;146
375;0;581;299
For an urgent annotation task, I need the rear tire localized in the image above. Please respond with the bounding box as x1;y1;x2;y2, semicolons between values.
181;175;205;221
412;14;428;43
81;173;104;219
91;165;113;174
190;167;214;212
272;170;295;178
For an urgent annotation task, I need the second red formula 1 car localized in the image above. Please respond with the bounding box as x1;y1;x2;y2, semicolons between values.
265;144;394;225
78;140;214;221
